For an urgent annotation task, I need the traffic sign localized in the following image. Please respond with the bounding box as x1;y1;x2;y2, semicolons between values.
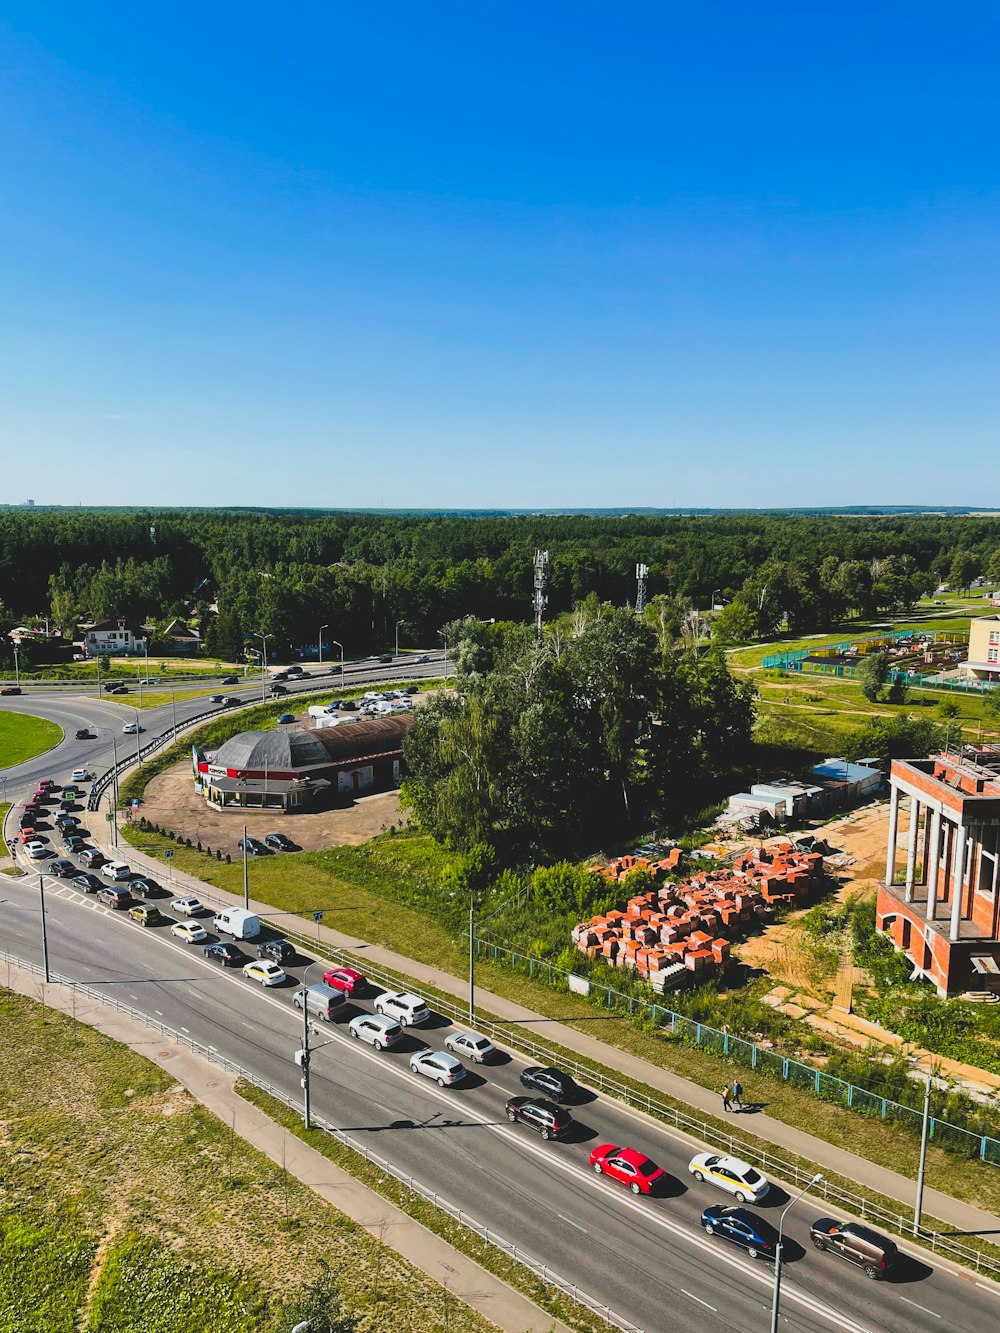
312;910;324;923
105;813;114;822
164;849;174;859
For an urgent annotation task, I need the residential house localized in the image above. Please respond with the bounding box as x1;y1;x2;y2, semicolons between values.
83;617;147;656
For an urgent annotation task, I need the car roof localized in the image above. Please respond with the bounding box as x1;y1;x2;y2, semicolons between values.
615;1147;653;1168
359;1013;396;1028
425;1051;462;1067
718;1155;754;1174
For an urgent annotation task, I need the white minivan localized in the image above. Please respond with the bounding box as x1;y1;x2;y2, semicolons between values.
212;907;261;940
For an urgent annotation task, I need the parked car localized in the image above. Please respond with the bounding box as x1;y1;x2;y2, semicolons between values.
264;832;294;851
321;966;365;996
1;685;22;695
590;1145;664;1195
129;876;162;898
70;769;90;783
49;859;77;878
72;872;103;894
122;722;144;735
276;713;295;724
409;1049;465;1086
519;1066;578;1103
204;941;243;966
373;991;430;1027
221;675;239;684
242;960;286;987
504;1096;572;1140
128;904;167;927
688;1153;770;1204
257;937;296;965
701;1206;778;1260
237;837;267;856
80;848;105;867
171;895;206;916
171;921;208;944
98;886;131;909
340;699;357;711
809;1219;898;1280
444;1031;497;1064
348;1013;403;1050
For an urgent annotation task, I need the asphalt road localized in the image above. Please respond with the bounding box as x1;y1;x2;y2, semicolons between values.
1;852;993;1333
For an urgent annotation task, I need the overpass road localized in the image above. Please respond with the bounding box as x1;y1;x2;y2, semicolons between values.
1;854;994;1333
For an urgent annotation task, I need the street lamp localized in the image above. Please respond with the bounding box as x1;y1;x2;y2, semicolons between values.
109;730;120;848
330;638;345;683
394;619;404;656
437;627;449;680
318;625;328;668
911;1053;934;1232
770;1172;822;1333
13;640;19;686
251;633;269;702
133;710;142;766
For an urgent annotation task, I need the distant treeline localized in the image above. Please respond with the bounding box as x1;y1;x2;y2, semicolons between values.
1;510;998;659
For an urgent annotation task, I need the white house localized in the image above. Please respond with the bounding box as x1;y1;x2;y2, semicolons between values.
83;617;147;656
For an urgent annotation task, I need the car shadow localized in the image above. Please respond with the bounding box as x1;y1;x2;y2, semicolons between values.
485;1051;512;1067
758;1185;790;1208
778;1236;807;1265
884;1253;934;1284
650;1174;687;1200
422;1013;452;1031
460;1070;488;1090
559;1120;600;1146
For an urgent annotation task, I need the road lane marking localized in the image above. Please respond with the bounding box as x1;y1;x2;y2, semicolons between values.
681;1290;717;1312
899;1296;940;1318
557;1213;587;1233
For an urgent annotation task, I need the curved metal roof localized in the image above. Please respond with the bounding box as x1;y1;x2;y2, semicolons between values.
211;715;411;771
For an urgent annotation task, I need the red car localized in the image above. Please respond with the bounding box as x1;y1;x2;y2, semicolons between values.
1;686;22;696
589;1144;665;1195
322;966;365;996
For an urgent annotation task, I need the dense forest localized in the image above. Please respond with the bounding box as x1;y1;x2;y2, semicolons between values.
0;509;998;660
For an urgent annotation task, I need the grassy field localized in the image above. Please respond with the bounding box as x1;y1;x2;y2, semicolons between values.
0;711;62;768
0;987;497;1333
0;656;245;682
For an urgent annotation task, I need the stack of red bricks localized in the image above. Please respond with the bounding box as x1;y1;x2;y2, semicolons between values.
572;842;823;983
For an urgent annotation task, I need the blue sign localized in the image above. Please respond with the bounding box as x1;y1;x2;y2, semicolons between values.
164;849;174;859
312;911;323;923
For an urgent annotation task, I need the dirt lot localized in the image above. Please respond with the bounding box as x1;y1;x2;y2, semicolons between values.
132;761;406;852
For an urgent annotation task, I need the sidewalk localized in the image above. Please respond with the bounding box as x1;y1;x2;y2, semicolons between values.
1;961;570;1333
101;802;1000;1238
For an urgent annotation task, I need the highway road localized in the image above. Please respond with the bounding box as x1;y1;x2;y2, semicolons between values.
1;845;994;1333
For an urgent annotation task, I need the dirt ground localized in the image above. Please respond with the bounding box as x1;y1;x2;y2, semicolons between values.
132;761;406;852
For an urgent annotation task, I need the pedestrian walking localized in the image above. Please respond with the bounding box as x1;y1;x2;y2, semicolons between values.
732;1078;744;1109
721;1082;732;1113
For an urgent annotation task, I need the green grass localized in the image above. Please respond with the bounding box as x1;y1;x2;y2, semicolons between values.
0;987;496;1333
0;656;243;682
0;711;62;769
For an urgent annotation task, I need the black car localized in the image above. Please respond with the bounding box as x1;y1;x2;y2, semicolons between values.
0;685;22;695
286;665;304;676
377;654;393;664
269;684;288;696
222;696;241;706
103;681;122;692
72;872;103;894
129;876;162;898
504;1096;572;1140
264;833;294;851
75;728;95;740
519;1066;579;1103
272;671;289;681
340;699;357;711
204;941;243;966
257;938;297;965
49;859;77;878
237;837;267;855
404;684;419;695
702;1206;778;1260
55;813;79;827
64;836;87;853
221;675;239;684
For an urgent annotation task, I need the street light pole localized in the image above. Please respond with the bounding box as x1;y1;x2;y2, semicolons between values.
395;619;403;656
13;641;19;686
469;899;475;1024
38;872;51;982
914;1059;933;1232
331;639;344;684
770;1172;822;1333
438;628;449;679
252;634;269;701
170;689;177;736
134;710;142;766
242;822;250;910
318;625;328;668
110;732;120;848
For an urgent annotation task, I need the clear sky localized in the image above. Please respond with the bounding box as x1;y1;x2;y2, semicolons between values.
1;3;997;509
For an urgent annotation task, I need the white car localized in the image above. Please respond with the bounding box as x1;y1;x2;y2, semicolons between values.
444;1031;496;1064
348;1013;403;1050
24;841;49;860
373;990;430;1027
122;722;144;735
101;861;132;881
70;769;91;783
171;921;207;944
410;1049;465;1086
688;1153;770;1203
242;960;286;987
171;896;206;917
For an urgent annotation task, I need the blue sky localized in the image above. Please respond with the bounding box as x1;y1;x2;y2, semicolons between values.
1;3;997;508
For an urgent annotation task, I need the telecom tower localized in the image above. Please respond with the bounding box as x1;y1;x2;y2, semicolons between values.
533;549;550;633
634;563;649;615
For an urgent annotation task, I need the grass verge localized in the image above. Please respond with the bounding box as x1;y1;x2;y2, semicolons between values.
0;711;62;768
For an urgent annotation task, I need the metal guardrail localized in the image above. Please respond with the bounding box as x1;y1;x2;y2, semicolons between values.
0;949;641;1332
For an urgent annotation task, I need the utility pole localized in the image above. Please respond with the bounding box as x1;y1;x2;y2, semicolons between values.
318;625;328;667
134;711;142;766
634;563;648;615
914;1060;932;1232
331;639;344;684
395;619;403;656
110;732;120;848
301;974;312;1129
38;873;50;982
242;823;250;910
469;899;475;1024
770;1173;822;1333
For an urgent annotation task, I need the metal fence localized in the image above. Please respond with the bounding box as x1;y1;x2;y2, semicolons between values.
778;661;996;694
471;939;1000;1167
0;949;641;1333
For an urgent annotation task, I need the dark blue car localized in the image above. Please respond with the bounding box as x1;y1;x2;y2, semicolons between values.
204;942;243;967
701;1206;778;1260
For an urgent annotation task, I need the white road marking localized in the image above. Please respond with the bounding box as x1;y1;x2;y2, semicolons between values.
899;1296;940;1318
557;1213;587;1233
681;1290;718;1312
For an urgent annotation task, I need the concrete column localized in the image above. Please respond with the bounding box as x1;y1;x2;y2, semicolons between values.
885;784;900;885
921;809;932;884
950;824;968;943
904;797;920;904
925;809;942;922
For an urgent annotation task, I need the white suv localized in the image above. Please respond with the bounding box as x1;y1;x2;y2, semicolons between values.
101;861;132;882
373;990;430;1027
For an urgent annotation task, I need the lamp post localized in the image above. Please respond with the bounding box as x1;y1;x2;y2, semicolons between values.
318;625;328;668
298;962;319;1130
395;619;404;657
438;628;449;680
13;640;19;686
109;731;120;848
468;897;476;1024
170;689;178;736
242;822;250;910
912;1054;934;1232
251;633;269;701
330;639;345;684
770;1172;822;1333
38;872;51;982
133;710;142;766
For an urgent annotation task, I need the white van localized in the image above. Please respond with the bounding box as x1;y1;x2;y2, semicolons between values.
212;907;261;940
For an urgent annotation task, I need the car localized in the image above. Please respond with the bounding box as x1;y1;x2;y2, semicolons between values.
272;671;289;681
103;680;122;691
171;921;208;943
171;895;206;916
122;722;144;735
18;828;37;844
701;1206;778;1259
49;859;77;878
1;686;22;695
209;693;225;703
138;677;159;685
256;937;296;964
285;665;303;675
111;685;129;694
264;832;294;851
404;685;419;695
99;886;131;909
444;1031;497;1064
63;836;87;854
276;713;295;724
129;876;162;898
409;1049;465;1086
321;966;365;996
101;861;132;881
204;942;243;966
72;872;103;894
222;696;241;706
237;837;267;856
519;1066;578;1103
128;903;166;927
269;684;288;696
242;960;286;986
25;842;52;860
374;991;430;1027
688;1153;770;1204
70;769;90;783
74;728;95;740
808;1219;898;1280
80;848;105;867
348;1013;404;1050
504;1096;572;1139
590;1144;664;1195
415;655;430;664
55;814;80;829
326;699;343;710
377;654;393;664
61;786;80;800
339;699;357;711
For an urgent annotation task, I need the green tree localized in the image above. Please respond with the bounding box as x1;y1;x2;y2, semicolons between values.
886;675;908;705
710;598;757;645
845;716;945;768
937;700;960;720
856;651;890;702
948;550;978;590
984;688;1000;726
279;1260;358;1333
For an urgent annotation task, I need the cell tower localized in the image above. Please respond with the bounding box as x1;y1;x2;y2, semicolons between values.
149;524;157;547
635;563;649;615
532;549;550;633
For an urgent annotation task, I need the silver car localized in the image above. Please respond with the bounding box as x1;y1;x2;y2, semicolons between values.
444;1031;497;1064
410;1049;465;1086
348;1013;403;1051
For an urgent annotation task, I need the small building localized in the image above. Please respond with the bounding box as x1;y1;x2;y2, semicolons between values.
960;614;1000;683
160;618;203;653
808;758;882;804
83;617;147;656
194;715;412;812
